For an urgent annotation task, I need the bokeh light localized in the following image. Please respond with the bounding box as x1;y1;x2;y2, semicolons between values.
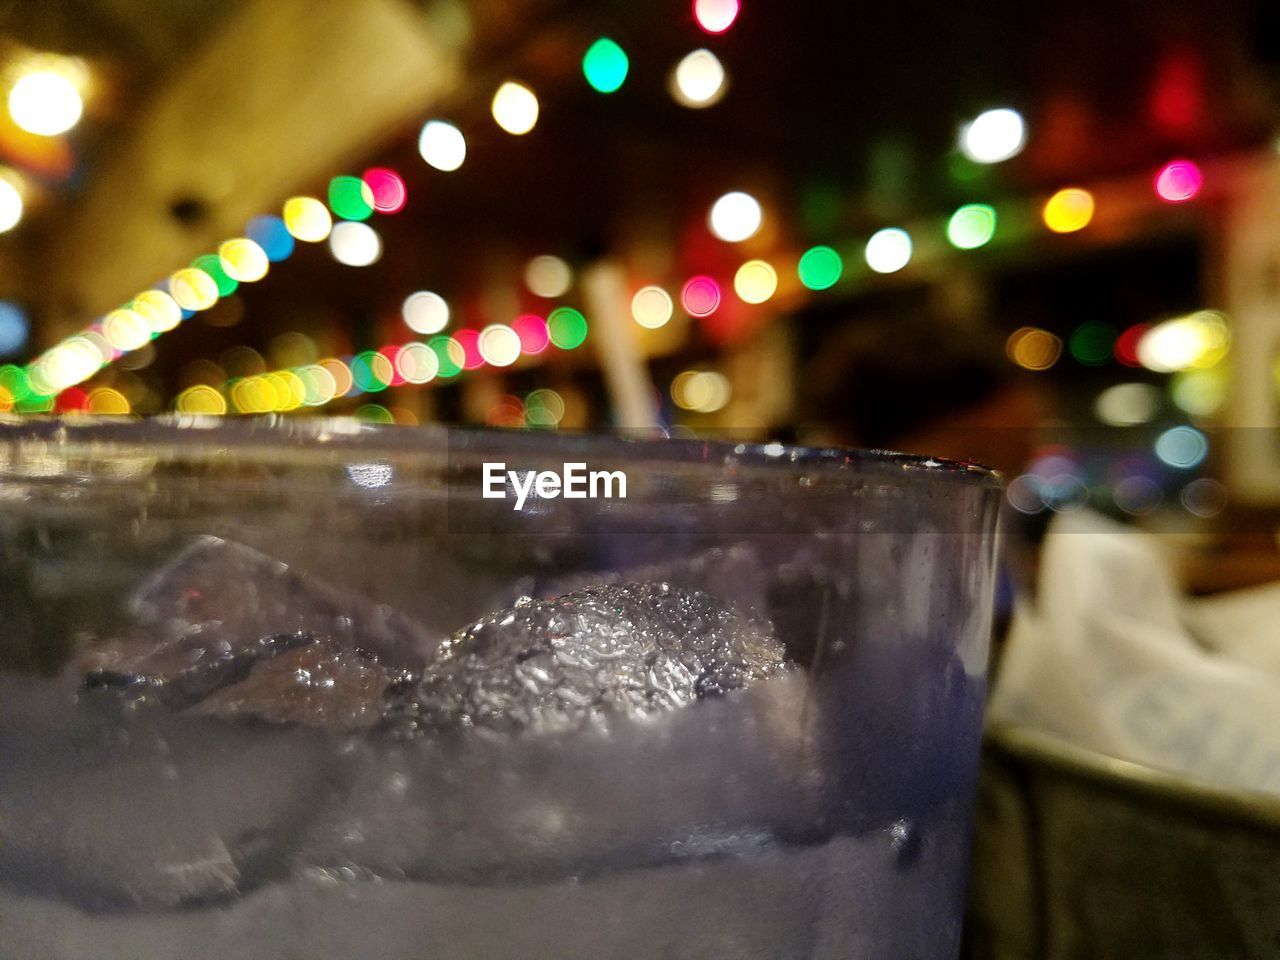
694;0;740;33
733;260;777;303
402;290;450;334
1094;382;1161;426
175;384;227;415
708;191;762;242
0;172;23;233
1114;476;1162;516
269;331;318;368
1171;368;1227;417
218;238;269;283
419;120;466;171
670;50;727;108
797;246;843;290
363;168;407;213
356;404;395;424
169;268;220;311
8;69;83;136
328;175;375;221
864;227;912;273
246;215;295;261
512;313;550;353
192;254;239;297
947;204;997;249
1137;310;1229;372
1043;188;1095;233
1154;159;1203;203
1114;323;1151;367
132;289;182;334
681;276;722;317
525;388;565;428
1181;477;1227;517
492;81;539;135
1068;321;1116;366
102;308;150;352
395;341;439;384
1006;326;1062;370
583;38;629;93
429;336;464;377
0;302;29;355
672;369;731;412
632;286;674;328
479;324;522;366
296;364;338;406
1155;425;1209;469
959;108;1026;164
524;255;573;298
450;329;481;369
329;221;382;267
547;307;588;349
351;350;394;392
283;197;333;242
87;387;131;415
318;357;354;397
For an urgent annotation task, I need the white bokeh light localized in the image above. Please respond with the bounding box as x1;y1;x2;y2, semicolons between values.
8;70;83;136
491;82;539;135
708;191;762;242
0;175;23;233
402;291;450;334
959;108;1026;164
418;120;467;171
670;50;727;108
329;221;382;267
864;227;913;274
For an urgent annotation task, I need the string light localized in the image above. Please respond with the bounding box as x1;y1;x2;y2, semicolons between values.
418;120;466;171
582;38;630;94
681;276;721;317
694;0;740;34
708;191;762;242
959;108;1026;164
8;65;84;136
671;50;727;108
1043;188;1095;233
492;81;539;135
947;204;997;249
864;227;912;273
733;260;777;303
524;255;573;298
402;291;450;334
283;197;332;242
632;286;674;328
329;221;382;266
0;171;24;233
797;246;842;290
1154;159;1202;203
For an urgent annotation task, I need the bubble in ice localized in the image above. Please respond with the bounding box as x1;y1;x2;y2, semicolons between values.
383;581;790;738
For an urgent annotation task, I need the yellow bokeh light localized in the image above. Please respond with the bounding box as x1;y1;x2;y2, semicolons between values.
1137;310;1230;373
0;169;24;234
672;369;731;412
169;268;220;311
273;371;307;411
1042;188;1095;233
733;260;778;304
631;286;674;329
219;238;270;283
102;308;151;352
176;384;227;415
1005;326;1062;370
132;290;182;333
0;384;12;412
283;196;333;242
8;64;85;137
491;81;539;135
87;387;131;415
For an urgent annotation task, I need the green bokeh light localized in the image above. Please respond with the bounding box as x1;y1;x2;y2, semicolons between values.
1069;321;1116;366
428;336;463;377
191;254;239;297
582;38;629;94
547;307;588;349
797;246;843;290
0;364;32;403
947;204;997;249
351;350;390;392
355;403;394;424
328;175;374;221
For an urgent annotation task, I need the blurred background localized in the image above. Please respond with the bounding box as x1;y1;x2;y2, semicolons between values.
2;0;1280;555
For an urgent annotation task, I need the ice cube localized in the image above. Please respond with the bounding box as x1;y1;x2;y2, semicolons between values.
382;581;789;738
128;536;437;670
189;641;403;730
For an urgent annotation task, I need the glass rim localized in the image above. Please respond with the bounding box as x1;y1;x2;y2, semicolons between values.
0;416;1003;490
